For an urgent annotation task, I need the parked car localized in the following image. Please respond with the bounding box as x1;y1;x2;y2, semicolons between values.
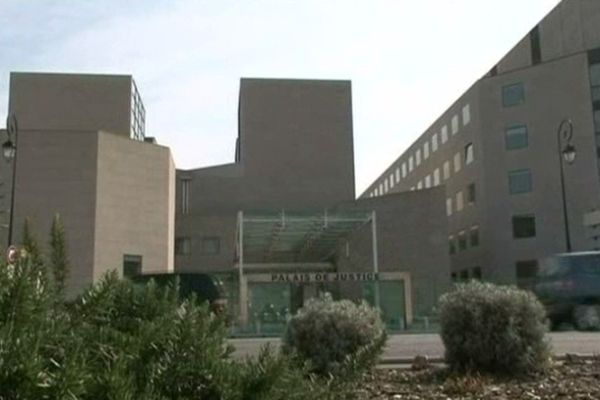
131;272;228;314
533;252;600;330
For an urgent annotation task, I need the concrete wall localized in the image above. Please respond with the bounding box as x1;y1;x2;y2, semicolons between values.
94;131;175;279
479;53;600;282
176;78;357;272
238;78;355;208
11;130;99;295
9;72;132;137
336;188;450;316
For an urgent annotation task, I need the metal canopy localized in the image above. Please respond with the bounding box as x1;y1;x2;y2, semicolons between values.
236;210;372;263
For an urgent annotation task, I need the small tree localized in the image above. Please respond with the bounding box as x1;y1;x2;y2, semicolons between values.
21;217;43;268
49;213;69;296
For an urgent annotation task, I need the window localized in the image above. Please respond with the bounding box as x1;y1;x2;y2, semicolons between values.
175;237;192;255
458;231;467;251
508;169;533;194
460;269;469;281
446;198;453;216
395;167;400;183
516;260;538;279
441;125;448;143
590;64;600;102
374;187;379;196
502;83;525;107
423;142;430;160
471;267;482;280
123;255;142;278
470;226;480;247
181;178;191;215
200;237;220;255
449;235;456;255
465;143;474;165
409;156;414;172
389;173;394;189
530;25;541;65
384;179;389;193
512;215;536;238
451;272;458;281
433;168;440;186
451;115;459;135
425;174;431;188
443;161;450;180
417;180;423;190
516;260;539;288
506;125;528;150
402;162;407;178
432;133;439;152
467;183;476;204
462;104;471;125
379;183;383;194
416;149;422;166
456;191;464;211
453;152;461;173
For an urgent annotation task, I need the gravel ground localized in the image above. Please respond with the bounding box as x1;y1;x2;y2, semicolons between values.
355;356;600;399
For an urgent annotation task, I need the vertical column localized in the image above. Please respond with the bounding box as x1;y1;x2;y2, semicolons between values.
371;211;380;309
238;211;248;327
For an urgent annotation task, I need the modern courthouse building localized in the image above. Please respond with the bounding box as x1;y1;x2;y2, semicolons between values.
0;74;449;332
362;0;600;287
3;0;599;332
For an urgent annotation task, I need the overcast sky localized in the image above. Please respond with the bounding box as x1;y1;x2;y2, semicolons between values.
0;0;561;194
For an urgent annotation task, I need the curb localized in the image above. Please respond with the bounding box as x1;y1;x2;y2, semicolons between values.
379;353;599;365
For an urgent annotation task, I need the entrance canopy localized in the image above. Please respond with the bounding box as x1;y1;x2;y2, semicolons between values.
236;210;373;264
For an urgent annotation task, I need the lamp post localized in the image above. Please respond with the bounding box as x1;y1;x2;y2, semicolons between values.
2;114;18;248
557;119;576;253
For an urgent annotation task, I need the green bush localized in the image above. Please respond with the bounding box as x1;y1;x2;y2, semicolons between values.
0;250;354;399
282;293;387;378
439;281;551;375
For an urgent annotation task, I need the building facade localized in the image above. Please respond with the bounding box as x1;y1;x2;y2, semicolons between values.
361;0;600;286
1;73;450;330
174;78;450;331
1;72;175;295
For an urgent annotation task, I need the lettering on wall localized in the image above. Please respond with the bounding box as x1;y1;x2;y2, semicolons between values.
270;272;379;283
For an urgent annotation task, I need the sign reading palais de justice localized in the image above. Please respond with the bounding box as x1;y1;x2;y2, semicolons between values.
271;272;379;283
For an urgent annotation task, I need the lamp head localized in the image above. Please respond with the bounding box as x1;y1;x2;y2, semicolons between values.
562;143;576;164
2;140;15;162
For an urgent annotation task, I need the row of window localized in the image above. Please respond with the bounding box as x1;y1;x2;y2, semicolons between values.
451;260;539;288
451;267;482;282
371;143;475;197
449;225;479;255
368;104;472;197
446;183;476;216
175;236;220;256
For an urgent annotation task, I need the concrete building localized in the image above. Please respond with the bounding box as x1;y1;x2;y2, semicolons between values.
1;73;449;331
1;72;175;295
175;78;450;332
361;0;600;287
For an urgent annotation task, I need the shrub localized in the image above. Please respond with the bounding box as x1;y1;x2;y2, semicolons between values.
282;293;387;378
439;281;551;375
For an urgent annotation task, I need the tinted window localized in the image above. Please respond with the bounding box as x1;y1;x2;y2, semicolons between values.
508;169;533;194
513;215;536;238
503;83;525;107
506;125;528;150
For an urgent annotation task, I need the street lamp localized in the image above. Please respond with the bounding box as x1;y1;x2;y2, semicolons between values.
2;114;18;248
557;119;576;253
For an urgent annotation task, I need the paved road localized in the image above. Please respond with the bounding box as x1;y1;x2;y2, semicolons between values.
230;332;600;360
